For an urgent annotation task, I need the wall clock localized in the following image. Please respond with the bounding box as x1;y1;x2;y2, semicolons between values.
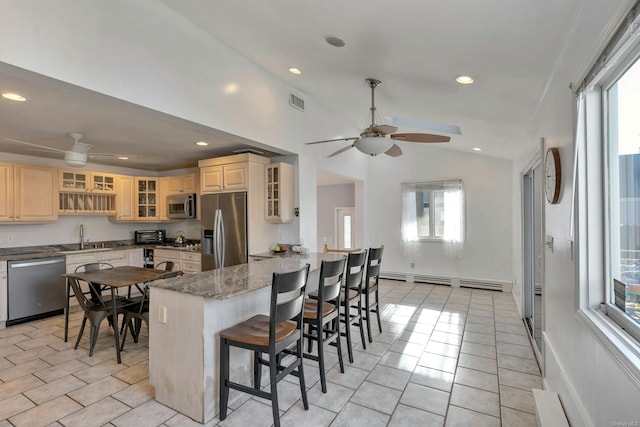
545;147;561;204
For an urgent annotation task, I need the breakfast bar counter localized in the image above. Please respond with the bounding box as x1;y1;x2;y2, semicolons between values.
147;252;344;423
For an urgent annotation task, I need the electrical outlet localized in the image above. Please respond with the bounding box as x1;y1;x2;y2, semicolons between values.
7;233;13;243
158;305;167;323
410;262;415;268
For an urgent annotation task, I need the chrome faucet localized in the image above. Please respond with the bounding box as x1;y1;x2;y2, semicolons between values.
79;224;85;250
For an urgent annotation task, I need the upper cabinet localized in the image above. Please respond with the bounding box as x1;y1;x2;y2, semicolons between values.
167;173;198;195
265;162;295;223
135;178;159;220
199;154;267;194
0;162;58;223
59;170;116;193
114;175;135;221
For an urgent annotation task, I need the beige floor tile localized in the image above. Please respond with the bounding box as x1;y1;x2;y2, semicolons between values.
388;339;425;357
59;396;131;427
460;341;496;359
389;403;445;426
34;358;90;383
366;364;411;390
73;359;127;383
0;393;36;420
111;378;156;408
454;367;499;393
279;401;335;427
495;322;527;336
499;385;536;414
501;406;537;426
425;341;460;358
496;341;535;359
464;321;496;335
450;383;500;417
0;374;45;400
68;375;129;406
0;357;14;370
306;381;354;412
330;402;389;427
400;382;450;415
430;331;463;346
166;411;218;426
496;331;530;346
445;405;501;427
498;368;542;391
379;351;419;372
219;399;276;427
15;334;62;351
351;381;402;414
113;361;149;384
463;331;496;346
111;399;176;427
410;366;455;392
9;395;82;427
497;353;540;375
23;375;85;404
0;358;51;381
417;352;457;373
457;353;497;374
6;345;57;365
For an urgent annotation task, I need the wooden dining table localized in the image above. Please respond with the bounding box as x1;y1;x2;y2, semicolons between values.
64;266;165;363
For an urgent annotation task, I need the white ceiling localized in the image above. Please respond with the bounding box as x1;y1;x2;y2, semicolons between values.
0;1;583;169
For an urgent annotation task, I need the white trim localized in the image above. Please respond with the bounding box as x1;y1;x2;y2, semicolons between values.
576;307;640;389
543;331;593;427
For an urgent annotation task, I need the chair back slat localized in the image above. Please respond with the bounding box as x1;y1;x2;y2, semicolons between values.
271;265;309;329
68;277;94;311
315;257;347;317
345;250;367;291
74;262;114;302
154;261;175;271
365;246;384;291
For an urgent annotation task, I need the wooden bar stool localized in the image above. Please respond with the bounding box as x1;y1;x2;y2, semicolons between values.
302;257;346;393
219;264;310;427
362;246;384;342
342;250;368;362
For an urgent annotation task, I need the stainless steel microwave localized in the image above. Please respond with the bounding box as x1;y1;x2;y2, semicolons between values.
168;193;197;219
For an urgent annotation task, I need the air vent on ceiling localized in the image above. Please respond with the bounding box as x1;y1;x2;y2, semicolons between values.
289;94;305;111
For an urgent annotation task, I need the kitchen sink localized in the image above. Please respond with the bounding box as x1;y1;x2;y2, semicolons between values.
58;247;112;254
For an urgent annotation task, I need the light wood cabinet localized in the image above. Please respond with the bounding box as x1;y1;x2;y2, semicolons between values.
167;173;197;194
135;178;159;220
59;170;116;193
59;192;115;215
265;162;295;223
0;162;13;222
12;164;58;222
158;177;170;221
114;175;135;221
200;162;248;193
154;248;201;274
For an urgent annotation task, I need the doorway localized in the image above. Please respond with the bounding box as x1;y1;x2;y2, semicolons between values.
335;207;355;249
523;158;544;360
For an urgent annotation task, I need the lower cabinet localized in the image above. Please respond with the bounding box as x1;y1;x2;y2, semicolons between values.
154;249;201;274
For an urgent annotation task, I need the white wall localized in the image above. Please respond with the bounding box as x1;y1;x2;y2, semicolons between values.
365;143;513;283
516;0;640;424
316;183;355;251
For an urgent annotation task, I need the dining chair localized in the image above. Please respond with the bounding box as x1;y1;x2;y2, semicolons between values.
219;264;310;427
362;246;384;342
64;262;114;342
120;270;183;350
68;276;130;356
342;250;368;362
303;257;347;393
154;260;174;271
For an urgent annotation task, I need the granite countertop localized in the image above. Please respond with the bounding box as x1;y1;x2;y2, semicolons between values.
0;241;151;261
150;252;346;300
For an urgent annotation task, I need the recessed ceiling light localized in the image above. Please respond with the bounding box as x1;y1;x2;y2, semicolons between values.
456;75;474;85
2;92;26;101
196;141;209;146
288;67;302;75
325;36;346;47
117;156;129;160
472;147;482;152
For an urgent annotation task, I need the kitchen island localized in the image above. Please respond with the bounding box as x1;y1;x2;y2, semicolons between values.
147;252;345;423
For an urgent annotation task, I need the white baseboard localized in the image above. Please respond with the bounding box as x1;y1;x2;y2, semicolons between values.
380;271;512;292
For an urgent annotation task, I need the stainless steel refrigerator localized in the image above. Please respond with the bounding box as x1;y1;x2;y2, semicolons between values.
201;192;248;270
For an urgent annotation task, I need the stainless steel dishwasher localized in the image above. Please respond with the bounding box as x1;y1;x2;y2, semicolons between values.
7;256;66;326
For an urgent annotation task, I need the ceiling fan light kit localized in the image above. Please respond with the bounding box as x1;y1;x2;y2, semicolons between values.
64;150;88;167
305;78;456;158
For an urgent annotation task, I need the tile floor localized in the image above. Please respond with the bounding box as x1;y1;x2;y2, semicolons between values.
0;280;541;426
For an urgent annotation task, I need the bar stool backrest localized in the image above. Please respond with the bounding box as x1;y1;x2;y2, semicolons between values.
345;250;367;291
317;258;347;304
365;246;384;292
271;264;310;342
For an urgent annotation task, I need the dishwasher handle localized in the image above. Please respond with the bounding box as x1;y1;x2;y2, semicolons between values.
9;258;66;268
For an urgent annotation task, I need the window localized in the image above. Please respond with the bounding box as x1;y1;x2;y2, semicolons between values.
402;180;464;242
606;57;640;340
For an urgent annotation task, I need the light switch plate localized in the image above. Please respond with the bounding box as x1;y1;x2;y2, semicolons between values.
158;305;167;323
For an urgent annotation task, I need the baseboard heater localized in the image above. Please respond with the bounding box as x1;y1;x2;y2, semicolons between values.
380;271;511;292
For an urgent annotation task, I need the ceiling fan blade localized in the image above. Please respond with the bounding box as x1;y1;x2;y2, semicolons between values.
385;144;402;157
2;137;66;153
328;145;355;158
385;117;462;135
371;124;398;135
305;136;358;145
391;133;451;143
88;153;140;159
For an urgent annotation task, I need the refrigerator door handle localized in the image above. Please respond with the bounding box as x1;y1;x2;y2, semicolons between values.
213;209;220;269
219;209;226;267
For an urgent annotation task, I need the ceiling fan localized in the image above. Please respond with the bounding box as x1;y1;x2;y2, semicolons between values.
2;132;138;167
306;78;457;158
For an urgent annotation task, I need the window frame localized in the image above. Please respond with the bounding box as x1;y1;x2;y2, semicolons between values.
401;179;465;243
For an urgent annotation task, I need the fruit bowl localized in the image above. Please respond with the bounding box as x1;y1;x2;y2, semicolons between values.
272;246;287;253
